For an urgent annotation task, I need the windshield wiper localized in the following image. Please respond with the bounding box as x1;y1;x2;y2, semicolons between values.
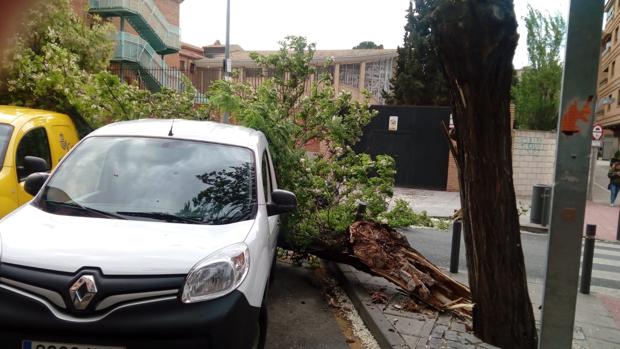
116;211;203;224
45;201;127;220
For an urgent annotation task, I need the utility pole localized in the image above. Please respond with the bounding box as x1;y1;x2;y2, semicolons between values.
223;0;231;124
538;0;603;347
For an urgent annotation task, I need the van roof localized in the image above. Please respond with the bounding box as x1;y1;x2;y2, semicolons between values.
0;106;71;127
89;119;265;149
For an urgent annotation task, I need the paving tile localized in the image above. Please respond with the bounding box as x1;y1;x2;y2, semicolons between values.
392;316;428;337
401;334;422;348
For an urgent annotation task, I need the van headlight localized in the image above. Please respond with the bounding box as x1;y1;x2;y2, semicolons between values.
181;243;250;303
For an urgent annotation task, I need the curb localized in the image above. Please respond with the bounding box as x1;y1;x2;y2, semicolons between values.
327;262;408;349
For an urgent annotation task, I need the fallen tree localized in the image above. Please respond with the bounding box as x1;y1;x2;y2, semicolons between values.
311;221;472;318
207;37;472;318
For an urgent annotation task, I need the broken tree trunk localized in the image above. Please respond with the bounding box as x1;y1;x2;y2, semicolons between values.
307;221;472;319
430;0;537;348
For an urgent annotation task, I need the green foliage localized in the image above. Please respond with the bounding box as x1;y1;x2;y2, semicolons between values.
0;0;207;128
380;199;435;228
512;6;566;131
208;37;404;248
385;1;450;106
353;41;384;49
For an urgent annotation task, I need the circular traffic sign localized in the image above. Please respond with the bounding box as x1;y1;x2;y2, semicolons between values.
592;124;603;140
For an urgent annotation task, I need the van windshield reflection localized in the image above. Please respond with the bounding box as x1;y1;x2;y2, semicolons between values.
37;137;256;225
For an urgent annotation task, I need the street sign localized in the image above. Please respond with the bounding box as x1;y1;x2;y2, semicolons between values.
592;124;603;140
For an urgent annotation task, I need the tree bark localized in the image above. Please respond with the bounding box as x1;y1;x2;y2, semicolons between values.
305;221;472;319
430;1;538;347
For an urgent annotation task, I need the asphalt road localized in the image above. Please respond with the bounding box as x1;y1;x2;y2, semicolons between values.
402;227;620;293
265;262;350;349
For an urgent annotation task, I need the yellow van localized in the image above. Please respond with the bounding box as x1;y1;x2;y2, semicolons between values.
0;106;79;218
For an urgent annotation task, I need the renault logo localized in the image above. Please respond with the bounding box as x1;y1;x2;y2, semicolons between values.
69;275;97;310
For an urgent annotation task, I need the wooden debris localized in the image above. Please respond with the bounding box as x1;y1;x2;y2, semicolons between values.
347;221;472;319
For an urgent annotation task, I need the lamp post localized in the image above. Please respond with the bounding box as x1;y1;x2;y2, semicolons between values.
223;0;231;123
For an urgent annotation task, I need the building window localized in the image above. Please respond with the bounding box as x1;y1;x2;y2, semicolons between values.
180;60;186;71
617;90;620;106
615;27;619;43
609;94;613;111
613;61;616;77
244;68;262;79
339;64;360;88
190;62;195;74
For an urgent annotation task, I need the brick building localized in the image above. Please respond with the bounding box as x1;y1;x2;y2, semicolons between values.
596;0;620;156
71;0;190;94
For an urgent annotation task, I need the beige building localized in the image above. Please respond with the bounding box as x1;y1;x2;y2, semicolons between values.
193;43;398;105
596;0;620;147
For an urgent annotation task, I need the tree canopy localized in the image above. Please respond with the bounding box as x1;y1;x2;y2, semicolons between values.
385;1;450;106
353;41;383;49
512;5;566;130
0;0;206;129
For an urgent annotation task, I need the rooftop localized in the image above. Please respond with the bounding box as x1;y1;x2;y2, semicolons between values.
195;47;398;68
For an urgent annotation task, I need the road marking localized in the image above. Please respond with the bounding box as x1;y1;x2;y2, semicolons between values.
595;182;610;193
597;242;620;251
583;257;620;268
590;285;620;298
595;249;620;258
592;269;620;281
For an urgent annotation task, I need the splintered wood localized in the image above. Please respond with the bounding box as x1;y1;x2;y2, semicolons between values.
347;221;472;319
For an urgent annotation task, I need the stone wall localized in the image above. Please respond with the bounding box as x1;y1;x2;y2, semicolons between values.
512;130;557;198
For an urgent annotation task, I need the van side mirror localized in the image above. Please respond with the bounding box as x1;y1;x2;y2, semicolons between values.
22;156;49;179
267;190;297;216
24;172;50;196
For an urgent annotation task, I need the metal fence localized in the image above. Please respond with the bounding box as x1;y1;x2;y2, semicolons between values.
109;66;208;104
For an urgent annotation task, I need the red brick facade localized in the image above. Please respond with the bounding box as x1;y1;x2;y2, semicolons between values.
71;0;182;68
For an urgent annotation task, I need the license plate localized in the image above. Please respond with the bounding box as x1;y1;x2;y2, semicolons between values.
22;340;125;349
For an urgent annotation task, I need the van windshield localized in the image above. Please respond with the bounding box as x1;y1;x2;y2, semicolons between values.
0;124;14;169
36;136;257;225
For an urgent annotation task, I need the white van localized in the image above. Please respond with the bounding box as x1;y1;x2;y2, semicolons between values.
0;119;296;349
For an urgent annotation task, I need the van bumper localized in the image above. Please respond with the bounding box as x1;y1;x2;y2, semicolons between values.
0;287;259;349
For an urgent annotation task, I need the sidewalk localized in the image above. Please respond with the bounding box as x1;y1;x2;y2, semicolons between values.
394;187;619;242
333;263;620;348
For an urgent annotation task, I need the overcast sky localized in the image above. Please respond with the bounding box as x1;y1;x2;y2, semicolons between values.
180;0;571;69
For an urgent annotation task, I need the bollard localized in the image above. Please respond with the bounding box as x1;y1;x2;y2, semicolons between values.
355;201;367;221
580;224;597;294
449;220;462;273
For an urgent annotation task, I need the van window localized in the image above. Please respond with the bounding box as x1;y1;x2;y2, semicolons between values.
0;124;14;170
16;127;51;180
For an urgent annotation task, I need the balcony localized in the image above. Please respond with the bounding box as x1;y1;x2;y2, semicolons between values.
89;0;180;54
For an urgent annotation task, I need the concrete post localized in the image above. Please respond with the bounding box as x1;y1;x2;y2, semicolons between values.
538;0;604;347
333;64;341;94
359;62;366;92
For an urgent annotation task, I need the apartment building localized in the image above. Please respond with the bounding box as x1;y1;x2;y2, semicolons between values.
596;0;620;155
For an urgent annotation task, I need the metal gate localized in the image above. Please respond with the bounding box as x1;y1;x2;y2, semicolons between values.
353;106;451;189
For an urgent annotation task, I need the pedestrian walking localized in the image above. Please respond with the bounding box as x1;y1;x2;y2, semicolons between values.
608;162;620;206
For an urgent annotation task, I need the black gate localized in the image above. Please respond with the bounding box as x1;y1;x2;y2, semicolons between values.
353;105;451;189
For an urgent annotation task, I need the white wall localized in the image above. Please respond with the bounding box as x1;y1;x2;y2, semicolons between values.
512;130;557;198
